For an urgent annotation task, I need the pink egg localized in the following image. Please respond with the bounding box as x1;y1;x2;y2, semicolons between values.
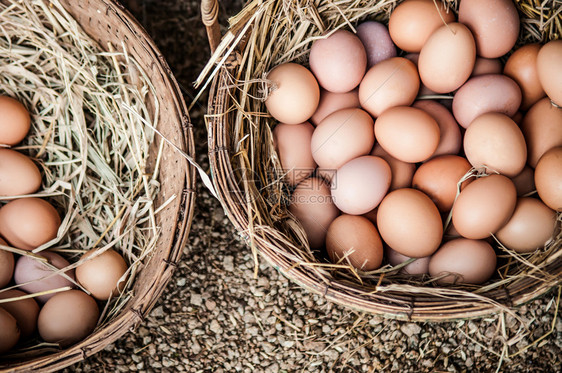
452;74;522;129
14;251;76;304
311;108;374;169
309;30;367;93
331;156;391;215
273;122;316;186
356;21;397;68
386;246;430;275
429;239;497;284
289;177;340;249
311;89;360;126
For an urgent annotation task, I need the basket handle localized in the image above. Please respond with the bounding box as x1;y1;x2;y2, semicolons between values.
201;0;221;53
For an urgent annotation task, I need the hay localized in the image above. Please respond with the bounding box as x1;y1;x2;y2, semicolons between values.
0;0;162;351
203;0;562;320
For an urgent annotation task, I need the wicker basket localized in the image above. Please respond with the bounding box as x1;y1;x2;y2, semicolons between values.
0;0;195;371
202;0;562;322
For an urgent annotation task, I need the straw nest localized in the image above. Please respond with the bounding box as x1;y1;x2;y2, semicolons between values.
202;0;562;321
0;0;194;370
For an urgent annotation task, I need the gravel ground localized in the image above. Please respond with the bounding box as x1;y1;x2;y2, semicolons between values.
65;1;562;372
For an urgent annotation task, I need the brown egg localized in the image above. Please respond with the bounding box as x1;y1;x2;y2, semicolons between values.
326;215;383;271
309;30;367;93
535;146;562;211
370;144;415;191
429;238;496;284
386;246;430;275
511;111;524;125
471;57;502;77
463;113;527;177
311;108;374;169
311;89;360;126
0;289;40;338
76;249;128;301
459;0;519;58
0;238;14;288
537;40;562;107
412;155;473;212
14;250;76;304
289;177;340;249
452;74;522;129
0;149;42;196
273;122;316;186
521;97;562;168
452;174;517;239
511;166;535;196
362;207;378;226
0;198;61;251
377;188;443;257
0;307;20;354
418;23;476;93
0;95;30;146
413;100;462;158
265;63;320;124
496;198;556;253
37;290;99;347
331;156;391;215
388;0;456;53
503;44;546;110
356;21;397;68
359;57;419;117
374;106;440;163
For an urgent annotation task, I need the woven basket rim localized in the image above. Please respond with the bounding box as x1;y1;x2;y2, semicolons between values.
205;0;562;322
0;0;196;371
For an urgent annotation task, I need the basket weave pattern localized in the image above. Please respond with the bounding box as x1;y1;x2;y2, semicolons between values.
0;0;195;371
205;0;562;321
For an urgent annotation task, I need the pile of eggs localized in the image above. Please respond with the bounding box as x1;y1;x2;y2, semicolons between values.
0;96;128;354
268;0;562;284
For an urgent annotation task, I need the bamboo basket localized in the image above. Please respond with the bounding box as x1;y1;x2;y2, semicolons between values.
0;0;195;371
201;0;562;322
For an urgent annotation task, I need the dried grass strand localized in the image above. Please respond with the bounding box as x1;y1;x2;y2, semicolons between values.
0;0;163;351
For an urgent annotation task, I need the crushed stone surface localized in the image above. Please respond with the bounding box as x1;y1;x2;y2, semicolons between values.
66;1;561;371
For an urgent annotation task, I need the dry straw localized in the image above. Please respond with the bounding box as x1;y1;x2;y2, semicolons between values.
0;0;194;370
202;0;562;321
